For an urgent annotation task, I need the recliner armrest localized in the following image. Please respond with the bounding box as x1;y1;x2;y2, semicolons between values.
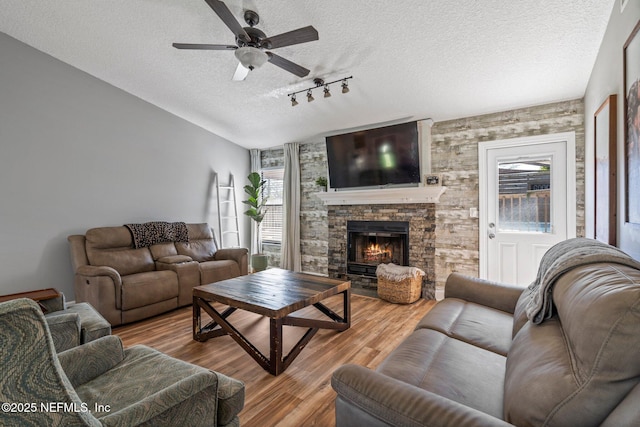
75;265;123;312
214;247;248;262
45;312;81;352
76;265;122;286
156;259;200;306
57;335;125;387
444;273;524;314
332;364;515;427
156;255;193;264
215;248;249;274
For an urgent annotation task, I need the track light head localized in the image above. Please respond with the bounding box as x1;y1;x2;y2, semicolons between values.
307;89;314;102
341;79;350;94
291;95;298;106
324;85;331;98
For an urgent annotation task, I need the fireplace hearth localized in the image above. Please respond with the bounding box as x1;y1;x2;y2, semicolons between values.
347;220;409;277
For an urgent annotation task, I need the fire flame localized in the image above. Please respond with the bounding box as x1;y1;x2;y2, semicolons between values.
364;243;392;262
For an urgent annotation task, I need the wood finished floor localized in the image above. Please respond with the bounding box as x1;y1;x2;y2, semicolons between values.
114;294;435;427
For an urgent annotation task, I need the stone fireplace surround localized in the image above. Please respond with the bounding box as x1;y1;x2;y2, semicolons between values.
327;203;437;299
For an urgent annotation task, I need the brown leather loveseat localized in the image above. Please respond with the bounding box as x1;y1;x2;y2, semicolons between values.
68;222;248;326
332;238;640;426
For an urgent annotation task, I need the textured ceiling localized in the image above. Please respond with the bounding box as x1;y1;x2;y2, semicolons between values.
0;0;615;149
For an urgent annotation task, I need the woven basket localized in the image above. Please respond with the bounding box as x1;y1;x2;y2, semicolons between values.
377;274;423;304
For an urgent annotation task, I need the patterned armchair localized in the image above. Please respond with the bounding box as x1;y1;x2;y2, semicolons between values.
40;293;112;352
0;299;245;426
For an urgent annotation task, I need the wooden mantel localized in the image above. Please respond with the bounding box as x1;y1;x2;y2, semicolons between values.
315;186;446;205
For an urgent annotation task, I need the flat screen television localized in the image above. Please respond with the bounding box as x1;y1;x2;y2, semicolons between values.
325;121;421;190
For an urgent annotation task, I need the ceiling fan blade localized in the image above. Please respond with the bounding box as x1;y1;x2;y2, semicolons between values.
266;52;310;78
232;63;250;81
172;43;237;50
205;0;250;42
262;26;318;49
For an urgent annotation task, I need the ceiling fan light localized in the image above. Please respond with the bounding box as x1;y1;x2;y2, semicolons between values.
234;46;268;70
324;85;331;98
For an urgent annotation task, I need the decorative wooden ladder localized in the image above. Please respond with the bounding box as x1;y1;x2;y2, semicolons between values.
212;172;240;248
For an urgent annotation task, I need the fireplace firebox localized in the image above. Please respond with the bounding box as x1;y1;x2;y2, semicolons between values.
347;220;409;277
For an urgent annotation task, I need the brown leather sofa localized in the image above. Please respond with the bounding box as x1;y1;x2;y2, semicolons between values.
68;223;248;326
332;238;640;426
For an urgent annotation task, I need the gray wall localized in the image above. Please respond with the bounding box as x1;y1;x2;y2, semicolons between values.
584;2;640;259
0;33;251;300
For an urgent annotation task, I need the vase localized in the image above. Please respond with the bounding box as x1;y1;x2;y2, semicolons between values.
251;254;268;272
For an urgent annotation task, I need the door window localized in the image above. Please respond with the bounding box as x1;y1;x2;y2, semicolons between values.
497;159;551;233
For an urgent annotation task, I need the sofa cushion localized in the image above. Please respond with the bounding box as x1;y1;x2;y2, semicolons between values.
504;263;640;426
415;298;513;356
200;260;241;285
121;271;179;311
85;227;155;276
149;242;178;260
376;328;506;419
74;345;220;426
175;223;218;262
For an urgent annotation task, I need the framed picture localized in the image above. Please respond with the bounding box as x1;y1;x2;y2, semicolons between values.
594;95;617;245
624;21;640;226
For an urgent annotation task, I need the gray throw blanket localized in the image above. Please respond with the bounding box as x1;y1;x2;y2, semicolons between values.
124;221;188;249
526;237;640;324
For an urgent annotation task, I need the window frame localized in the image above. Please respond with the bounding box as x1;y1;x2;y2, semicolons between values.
260;167;284;244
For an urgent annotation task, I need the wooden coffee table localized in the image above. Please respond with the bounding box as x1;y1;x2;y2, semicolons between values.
192;268;351;375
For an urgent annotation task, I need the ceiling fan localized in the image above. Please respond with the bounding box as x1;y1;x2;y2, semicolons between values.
173;0;318;81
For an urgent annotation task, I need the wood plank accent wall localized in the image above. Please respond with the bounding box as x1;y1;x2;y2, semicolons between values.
260;142;329;275
259;98;585;297
431;98;585;293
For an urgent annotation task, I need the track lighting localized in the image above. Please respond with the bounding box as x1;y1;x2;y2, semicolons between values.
341;79;349;94
287;76;352;107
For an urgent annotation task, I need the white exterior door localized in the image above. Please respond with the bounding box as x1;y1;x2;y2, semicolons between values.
479;132;576;285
